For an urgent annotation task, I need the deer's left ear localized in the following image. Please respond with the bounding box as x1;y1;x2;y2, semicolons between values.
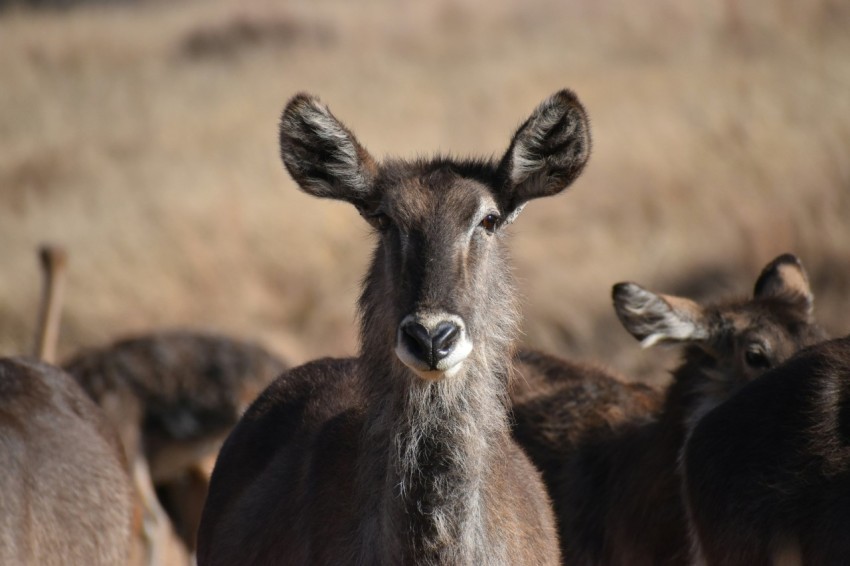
753;253;813;320
496;89;591;223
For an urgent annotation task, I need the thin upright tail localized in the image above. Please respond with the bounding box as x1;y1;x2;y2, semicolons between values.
33;244;68;364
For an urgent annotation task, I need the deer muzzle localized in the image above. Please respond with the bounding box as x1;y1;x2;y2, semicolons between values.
395;313;473;380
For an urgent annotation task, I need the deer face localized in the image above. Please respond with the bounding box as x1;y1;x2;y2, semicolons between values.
278;91;590;380
370;171;502;379
614;254;825;428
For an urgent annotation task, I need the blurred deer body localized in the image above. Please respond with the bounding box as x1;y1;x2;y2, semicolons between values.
34;243;286;560
64;331;286;483
63;330;287;554
0;357;134;566
197;89;591;565
510;254;825;565
684;335;850;565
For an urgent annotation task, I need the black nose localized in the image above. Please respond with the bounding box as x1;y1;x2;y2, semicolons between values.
401;321;461;368
432;322;460;360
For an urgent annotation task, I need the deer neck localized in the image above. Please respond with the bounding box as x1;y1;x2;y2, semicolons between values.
607;365;701;554
356;349;511;564
652;379;692;453
664;350;736;446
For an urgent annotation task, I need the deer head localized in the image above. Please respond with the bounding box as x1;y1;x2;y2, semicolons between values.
279;91;591;383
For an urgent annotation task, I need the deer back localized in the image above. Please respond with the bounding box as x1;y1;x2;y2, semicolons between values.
0;357;133;566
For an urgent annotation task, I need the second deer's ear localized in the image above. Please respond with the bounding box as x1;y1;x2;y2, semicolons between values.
496;89;591;223
753;253;813;319
612;282;709;348
279;94;378;209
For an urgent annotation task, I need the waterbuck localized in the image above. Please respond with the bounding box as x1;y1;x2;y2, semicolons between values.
684;334;850;566
34;243;286;559
509;253;826;565
0;357;134;565
197;88;591;565
64;330;287;553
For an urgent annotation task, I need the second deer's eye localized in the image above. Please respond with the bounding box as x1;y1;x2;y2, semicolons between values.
480;214;500;234
745;348;771;370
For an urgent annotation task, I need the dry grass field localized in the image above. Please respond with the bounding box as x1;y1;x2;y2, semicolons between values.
1;0;849;386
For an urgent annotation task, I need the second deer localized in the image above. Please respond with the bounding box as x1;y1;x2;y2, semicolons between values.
510;253;826;565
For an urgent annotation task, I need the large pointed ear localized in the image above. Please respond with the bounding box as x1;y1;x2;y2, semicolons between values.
496;89;591;222
279;93;379;209
612;282;709;348
753;253;813;319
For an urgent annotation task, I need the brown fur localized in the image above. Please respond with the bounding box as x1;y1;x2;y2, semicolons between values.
0;357;133;565
684;335;850;565
198;89;591;565
63;330;287;551
510;253;826;565
29;241;287;556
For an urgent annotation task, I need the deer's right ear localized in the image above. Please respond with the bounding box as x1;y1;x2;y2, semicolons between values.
496;89;591;223
612;282;709;348
279;93;379;209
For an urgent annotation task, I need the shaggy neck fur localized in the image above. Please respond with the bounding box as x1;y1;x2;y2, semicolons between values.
354;241;518;565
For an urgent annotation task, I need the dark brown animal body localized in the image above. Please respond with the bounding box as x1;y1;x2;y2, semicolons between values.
684;335;850;566
198;89;592;565
64;330;286;482
510;254;826;565
0;357;133;566
511;349;660;480
63;330;287;550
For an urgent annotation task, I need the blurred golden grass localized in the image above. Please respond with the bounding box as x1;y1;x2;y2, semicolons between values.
1;0;849;384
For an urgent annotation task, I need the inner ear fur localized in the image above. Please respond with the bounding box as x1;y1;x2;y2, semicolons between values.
753;253;813;318
612;282;708;348
497;89;591;220
279;93;378;207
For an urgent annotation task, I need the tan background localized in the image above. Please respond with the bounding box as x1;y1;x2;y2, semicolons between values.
2;0;848;386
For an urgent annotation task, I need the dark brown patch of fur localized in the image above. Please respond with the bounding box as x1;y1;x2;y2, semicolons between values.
684;335;850;565
63;330;286;549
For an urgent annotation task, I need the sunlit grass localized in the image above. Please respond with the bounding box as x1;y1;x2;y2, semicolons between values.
1;0;848;384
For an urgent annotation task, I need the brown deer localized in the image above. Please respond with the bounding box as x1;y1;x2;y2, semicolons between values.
31;244;187;565
64;331;286;483
684;335;850;565
33;244;287;559
64;331;287;555
510;253;826;565
0;356;134;565
197;88;591;565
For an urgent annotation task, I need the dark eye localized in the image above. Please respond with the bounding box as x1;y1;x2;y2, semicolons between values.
370;213;392;232
480;213;500;234
744;348;771;370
